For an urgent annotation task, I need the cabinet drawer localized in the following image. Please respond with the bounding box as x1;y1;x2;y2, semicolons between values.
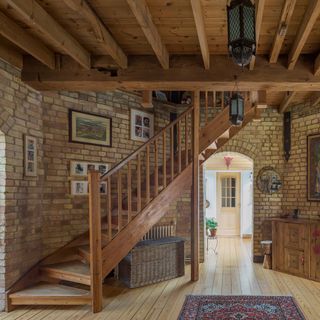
284;223;306;250
284;248;306;277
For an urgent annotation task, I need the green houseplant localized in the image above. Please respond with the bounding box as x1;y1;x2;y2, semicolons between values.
206;218;218;237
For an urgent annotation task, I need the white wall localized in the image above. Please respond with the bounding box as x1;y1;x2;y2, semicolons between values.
205;171;217;218
241;171;253;237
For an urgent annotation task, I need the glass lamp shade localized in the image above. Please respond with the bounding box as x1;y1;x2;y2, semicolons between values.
230;93;244;125
227;0;256;67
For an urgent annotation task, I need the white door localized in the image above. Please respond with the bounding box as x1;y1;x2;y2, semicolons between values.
217;173;240;236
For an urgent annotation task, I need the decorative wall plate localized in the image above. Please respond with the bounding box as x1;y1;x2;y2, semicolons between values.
256;166;282;194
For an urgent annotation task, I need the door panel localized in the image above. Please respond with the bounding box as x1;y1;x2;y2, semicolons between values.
284;248;305;276
217;173;240;236
310;223;320;281
284;224;306;251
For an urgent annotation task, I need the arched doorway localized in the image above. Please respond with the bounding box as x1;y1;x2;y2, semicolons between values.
204;151;254;237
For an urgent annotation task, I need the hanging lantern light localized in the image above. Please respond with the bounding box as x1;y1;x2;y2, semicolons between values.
227;0;256;67
230;92;244;125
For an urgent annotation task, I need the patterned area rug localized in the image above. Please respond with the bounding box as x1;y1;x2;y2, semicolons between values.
178;295;306;320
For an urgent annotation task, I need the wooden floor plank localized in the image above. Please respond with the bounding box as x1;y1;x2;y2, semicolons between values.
2;238;320;320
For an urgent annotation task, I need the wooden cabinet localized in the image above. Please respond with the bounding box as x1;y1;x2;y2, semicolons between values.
272;218;319;281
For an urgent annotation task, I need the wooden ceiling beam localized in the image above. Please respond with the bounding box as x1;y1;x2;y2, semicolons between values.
126;0;169;69
0;11;55;69
21;55;320;92
63;0;127;69
269;0;296;64
279;91;296;113
0;42;23;69
249;0;265;70
6;0;91;69
190;0;210;70
288;0;320;70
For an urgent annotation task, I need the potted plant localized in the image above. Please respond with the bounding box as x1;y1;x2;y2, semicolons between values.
206;218;218;237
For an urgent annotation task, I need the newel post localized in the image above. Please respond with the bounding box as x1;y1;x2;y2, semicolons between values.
88;170;103;312
191;91;200;281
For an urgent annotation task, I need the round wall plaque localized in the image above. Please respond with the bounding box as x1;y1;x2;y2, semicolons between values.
256;166;282;194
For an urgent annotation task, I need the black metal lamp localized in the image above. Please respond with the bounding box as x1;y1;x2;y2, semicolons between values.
230;92;244;125
227;0;256;67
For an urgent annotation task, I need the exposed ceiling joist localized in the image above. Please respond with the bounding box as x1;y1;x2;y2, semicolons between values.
309;92;320;107
6;0;91;69
0;41;23;69
269;0;296;64
279;91;296;113
190;0;210;70
21;55;320;92
141;91;153;108
249;0;265;70
0;11;55;69
126;0;169;69
288;0;320;70
64;0;127;69
251;91;267;108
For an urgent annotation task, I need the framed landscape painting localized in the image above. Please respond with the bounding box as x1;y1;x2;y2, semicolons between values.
308;134;320;201
130;109;154;142
69;110;112;147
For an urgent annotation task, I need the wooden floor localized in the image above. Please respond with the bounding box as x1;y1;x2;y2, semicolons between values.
1;237;320;320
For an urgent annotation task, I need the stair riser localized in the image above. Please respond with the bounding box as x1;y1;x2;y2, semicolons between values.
40;269;91;286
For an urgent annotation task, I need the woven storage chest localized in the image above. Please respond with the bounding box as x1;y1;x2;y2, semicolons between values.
118;237;185;288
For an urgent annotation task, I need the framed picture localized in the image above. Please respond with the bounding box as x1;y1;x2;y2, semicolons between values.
24;135;37;177
130;109;154;142
71;181;107;195
71;181;88;195
70;161;109;177
307;134;320;201
69;110;112;147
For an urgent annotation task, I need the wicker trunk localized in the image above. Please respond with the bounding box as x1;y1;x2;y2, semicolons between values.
118;237;185;288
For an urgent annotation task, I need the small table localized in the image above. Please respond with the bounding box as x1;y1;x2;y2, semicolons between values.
207;235;218;254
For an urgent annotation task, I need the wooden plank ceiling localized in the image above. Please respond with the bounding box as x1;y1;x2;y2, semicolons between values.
1;0;320;110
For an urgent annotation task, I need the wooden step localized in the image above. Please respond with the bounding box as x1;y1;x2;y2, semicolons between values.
40;261;91;286
9;282;91;306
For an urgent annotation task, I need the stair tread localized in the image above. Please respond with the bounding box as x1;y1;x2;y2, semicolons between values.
10;282;90;298
41;261;90;277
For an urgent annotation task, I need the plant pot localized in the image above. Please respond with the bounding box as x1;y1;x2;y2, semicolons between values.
210;229;217;237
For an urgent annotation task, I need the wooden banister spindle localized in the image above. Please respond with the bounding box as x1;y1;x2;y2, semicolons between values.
146;145;150;203
221;91;224;108
127;162;132;222
178;121;181;174
117;171;122;231
163;131;167;188
205;91;208;124
185;114;188;167
107;177;112;241
154;139;159;196
88;170;103;313
137;153;141;212
170;126;174;181
213;91;216;109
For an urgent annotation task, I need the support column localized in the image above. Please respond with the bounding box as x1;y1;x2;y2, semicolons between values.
191;91;200;281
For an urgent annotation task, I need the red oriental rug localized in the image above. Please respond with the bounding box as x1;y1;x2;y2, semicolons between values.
178;295;305;320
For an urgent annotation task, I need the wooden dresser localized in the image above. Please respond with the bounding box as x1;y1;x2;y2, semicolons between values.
271;218;320;281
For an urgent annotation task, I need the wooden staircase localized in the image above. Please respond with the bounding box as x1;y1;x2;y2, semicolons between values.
5;91;261;312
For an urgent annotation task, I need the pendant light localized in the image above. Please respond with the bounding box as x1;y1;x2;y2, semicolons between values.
230;76;244;125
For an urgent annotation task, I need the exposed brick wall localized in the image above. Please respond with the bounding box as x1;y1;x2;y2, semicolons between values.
0;61;44;310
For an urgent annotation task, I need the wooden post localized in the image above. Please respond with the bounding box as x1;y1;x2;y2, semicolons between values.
191;91;200;282
127;162;132;222
88;171;103;312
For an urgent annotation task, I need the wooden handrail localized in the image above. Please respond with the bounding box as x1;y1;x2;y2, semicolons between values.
101;106;194;181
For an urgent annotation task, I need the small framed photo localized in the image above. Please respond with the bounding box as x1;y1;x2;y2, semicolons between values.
70;161;88;177
100;182;107;194
71;181;88;196
131;109;154;142
24;135;37;177
69;110;112;147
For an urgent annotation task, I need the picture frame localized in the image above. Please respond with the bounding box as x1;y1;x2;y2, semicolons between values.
130;109;154;142
70;161;109;177
307;134;320;201
24;135;37;177
71;181;107;196
69;110;112;147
